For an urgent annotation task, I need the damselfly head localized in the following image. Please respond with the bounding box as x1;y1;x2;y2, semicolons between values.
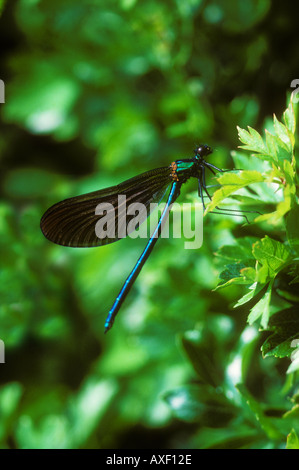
194;144;212;159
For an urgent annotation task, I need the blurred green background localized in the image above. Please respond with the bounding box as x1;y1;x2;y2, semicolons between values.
0;0;298;449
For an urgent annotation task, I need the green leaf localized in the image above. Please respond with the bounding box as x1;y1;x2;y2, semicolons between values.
236;383;283;440
283;403;299;420
180;331;220;387
273;114;292;152
0;382;23;419
262;333;296;359
287;339;299;374
0;0;6;16
216;262;256;289
247;282;272;328
215;237;258;262
229;194;267;206
261;308;299;358
265;130;278;161
231;150;270;173
283;101;296;136
237;107;294;165
233;282;264;308
268;307;299;331
237;126;268;155
252;236;292;278
206;171;265;213
264;130;292;163
286;205;299;256
0;383;23;442
164;384;236;426
274;138;293;162
197;426;263;449
286;429;299;449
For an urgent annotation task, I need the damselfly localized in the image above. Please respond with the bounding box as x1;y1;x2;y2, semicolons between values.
41;144;251;332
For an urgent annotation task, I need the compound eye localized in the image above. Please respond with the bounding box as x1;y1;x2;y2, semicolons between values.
195;144;212;157
194;145;203;155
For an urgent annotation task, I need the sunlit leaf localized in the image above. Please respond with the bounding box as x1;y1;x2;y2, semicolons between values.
206;171;265;213
237;126;268;155
252;236;292;277
286;205;299;255
247;282;272;328
283;101;296;136
273;114;292;152
286;429;299;449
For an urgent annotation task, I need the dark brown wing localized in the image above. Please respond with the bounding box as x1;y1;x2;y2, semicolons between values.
40;166;172;247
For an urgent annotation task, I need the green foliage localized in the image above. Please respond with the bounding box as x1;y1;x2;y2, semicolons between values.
286;428;299;449
211;101;299;348
0;0;298;451
202;99;299;447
